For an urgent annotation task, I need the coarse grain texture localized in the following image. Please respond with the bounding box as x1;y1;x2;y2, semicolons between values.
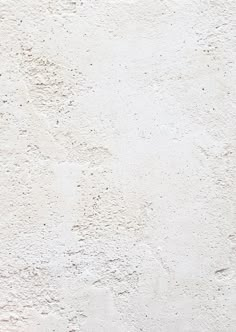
0;0;235;331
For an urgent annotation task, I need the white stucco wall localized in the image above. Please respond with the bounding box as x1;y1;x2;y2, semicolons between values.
0;0;235;331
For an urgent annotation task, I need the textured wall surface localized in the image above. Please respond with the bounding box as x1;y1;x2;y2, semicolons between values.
0;0;236;331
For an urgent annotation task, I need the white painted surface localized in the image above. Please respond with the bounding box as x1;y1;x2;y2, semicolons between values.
0;0;236;331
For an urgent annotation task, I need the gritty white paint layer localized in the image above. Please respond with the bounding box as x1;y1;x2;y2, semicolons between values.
0;0;236;331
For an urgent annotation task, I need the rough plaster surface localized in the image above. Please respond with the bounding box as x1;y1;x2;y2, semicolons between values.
0;0;236;331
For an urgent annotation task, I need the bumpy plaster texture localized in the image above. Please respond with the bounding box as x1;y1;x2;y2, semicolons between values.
0;0;236;331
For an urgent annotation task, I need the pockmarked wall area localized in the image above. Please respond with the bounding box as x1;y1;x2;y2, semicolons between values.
0;0;235;331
